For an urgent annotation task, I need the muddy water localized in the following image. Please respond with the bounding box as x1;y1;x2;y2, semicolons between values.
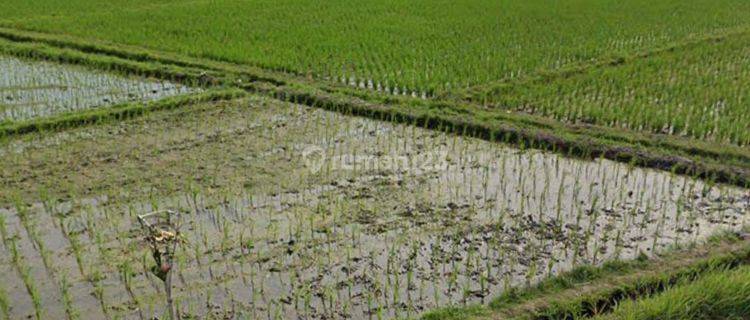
0;103;748;319
0;56;195;121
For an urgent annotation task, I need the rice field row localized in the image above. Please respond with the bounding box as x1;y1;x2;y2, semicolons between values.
1;0;750;96
1;96;747;319
466;32;750;146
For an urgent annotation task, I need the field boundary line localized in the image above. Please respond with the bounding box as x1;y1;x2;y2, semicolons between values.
0;36;234;88
240;82;750;187
454;25;750;102
0;27;289;86
323;86;750;166
1;29;749;187
0;88;247;137
496;240;750;320
0;25;748;161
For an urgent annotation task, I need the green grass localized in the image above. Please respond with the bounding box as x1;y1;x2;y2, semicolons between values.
593;266;750;320
421;259;647;320
489;258;647;311
1;0;750;95
421;235;750;320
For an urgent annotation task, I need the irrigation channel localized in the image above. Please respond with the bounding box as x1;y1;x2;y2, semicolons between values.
0;59;748;320
0;55;194;121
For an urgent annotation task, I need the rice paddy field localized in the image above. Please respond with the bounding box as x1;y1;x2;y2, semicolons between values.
0;1;749;320
0;55;193;121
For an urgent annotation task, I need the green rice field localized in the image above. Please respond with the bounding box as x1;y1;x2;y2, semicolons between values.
0;1;748;320
0;0;748;92
2;0;750;145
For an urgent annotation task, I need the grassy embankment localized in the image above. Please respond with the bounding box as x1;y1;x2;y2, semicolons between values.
592;265;750;320
421;233;750;320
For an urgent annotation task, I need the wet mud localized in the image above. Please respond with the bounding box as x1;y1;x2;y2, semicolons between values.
0;100;747;319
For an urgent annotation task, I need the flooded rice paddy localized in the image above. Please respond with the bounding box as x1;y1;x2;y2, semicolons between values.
0;100;748;320
0;56;194;121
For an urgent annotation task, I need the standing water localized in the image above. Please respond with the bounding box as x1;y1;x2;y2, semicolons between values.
0;55;195;121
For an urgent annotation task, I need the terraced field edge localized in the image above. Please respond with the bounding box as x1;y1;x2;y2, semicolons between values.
0;28;748;188
0;88;246;137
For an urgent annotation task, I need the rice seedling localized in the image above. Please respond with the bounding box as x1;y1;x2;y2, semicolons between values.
473;32;750;145
58;272;79;320
0;280;9;320
1;0;749;98
8;232;43;320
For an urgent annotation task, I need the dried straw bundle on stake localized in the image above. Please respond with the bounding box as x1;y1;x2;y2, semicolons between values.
137;210;183;320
